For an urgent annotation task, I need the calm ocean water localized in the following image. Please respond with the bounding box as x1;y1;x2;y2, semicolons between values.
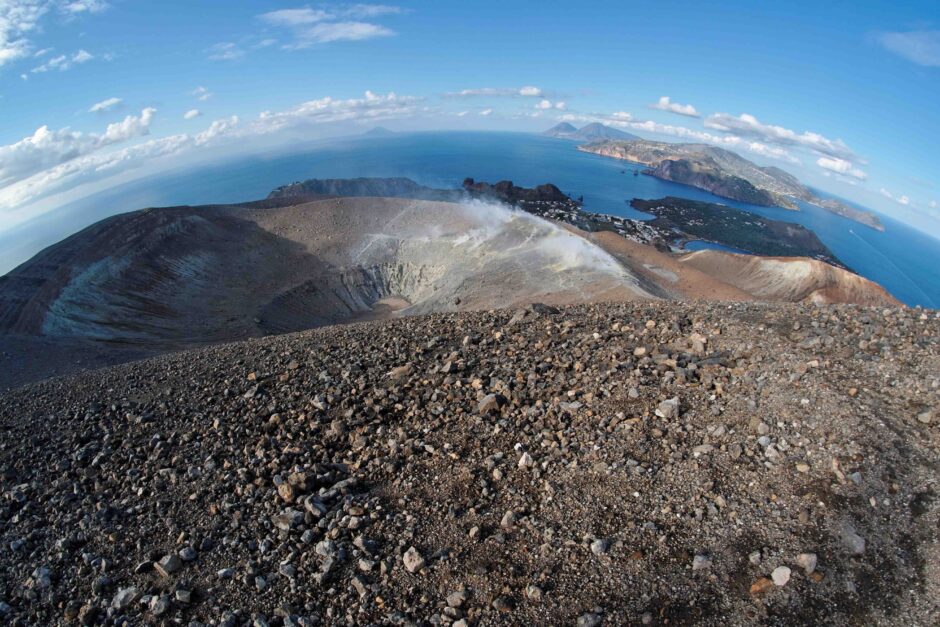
3;131;939;307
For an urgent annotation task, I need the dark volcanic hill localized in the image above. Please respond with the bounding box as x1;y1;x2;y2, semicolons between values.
362;126;396;137
543;121;577;136
268;177;458;202
461;178;571;204
543;122;639;142
0;301;937;625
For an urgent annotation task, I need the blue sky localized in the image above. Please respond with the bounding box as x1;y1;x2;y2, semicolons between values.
1;0;939;235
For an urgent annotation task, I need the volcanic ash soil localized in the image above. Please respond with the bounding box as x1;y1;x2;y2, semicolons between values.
0;301;938;626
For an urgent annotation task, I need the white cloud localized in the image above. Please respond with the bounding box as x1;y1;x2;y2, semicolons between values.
258;4;399;49
88;96;121;112
931;200;938;209
560;111;802;164
2;1;106;68
880;187;913;206
479;108;493;116
816;156;867;180
259;5;400;26
534;99;566;111
0;107;156;188
878;31;940;67
649;96;699;117
192;86;212;101
256;90;420;130
455;110;469;117
705;112;856;161
0;91;421;214
62;0;108;14
195;115;238;145
207;42;243;61
287;21;393;46
183;109;201;120
100;107;156;143
0;0;49;67
445;86;544;98
31;48;93;72
259;7;331;26
344;4;401;18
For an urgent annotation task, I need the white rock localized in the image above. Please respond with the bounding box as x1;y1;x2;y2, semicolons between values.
655;397;680;419
112;587;140;610
402;546;425;573
772;566;791;586
691;554;712;571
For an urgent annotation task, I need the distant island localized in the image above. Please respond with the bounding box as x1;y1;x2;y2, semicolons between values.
576;137;884;231
268;176;458;201
543;122;640;142
362;126;396;137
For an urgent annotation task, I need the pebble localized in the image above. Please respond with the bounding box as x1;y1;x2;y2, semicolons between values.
478;394;503;415
749;577;774;595
655;397;680;419
772;566;791;586
154;553;183;577
150;595;171;616
111;587;139;610
446;590;467;608
840;525;866;555
577;612;603;627
691;554;712;571
403;546;425;573
525;584;544;601
492;596;513;612
796;553;818;574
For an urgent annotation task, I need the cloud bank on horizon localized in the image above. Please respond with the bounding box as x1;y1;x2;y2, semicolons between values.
0;1;938;236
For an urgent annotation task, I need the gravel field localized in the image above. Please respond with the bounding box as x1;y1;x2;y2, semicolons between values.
1;301;937;626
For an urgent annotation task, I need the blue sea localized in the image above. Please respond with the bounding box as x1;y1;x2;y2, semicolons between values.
3;131;939;308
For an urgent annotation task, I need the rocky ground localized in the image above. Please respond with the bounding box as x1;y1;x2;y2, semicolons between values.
0;301;938;626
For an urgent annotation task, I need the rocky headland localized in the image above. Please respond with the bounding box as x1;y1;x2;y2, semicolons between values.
577;139;884;231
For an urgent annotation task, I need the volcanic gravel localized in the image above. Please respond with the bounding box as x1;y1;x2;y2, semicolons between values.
0;301;938;626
